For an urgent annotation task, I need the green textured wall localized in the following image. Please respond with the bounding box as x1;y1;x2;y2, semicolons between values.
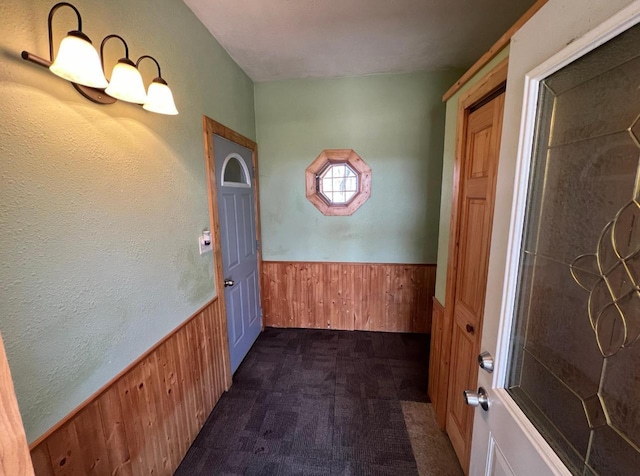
255;70;462;264
433;47;510;305
0;0;255;442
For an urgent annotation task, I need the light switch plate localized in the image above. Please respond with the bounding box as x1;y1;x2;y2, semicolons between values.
199;231;212;255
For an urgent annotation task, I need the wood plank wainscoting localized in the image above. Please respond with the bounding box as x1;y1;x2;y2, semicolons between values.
262;261;436;333
29;297;229;476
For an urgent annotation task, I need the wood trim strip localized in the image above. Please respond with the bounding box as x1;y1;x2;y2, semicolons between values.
459;58;509;108
427;297;447;430
203;119;257;150
262;261;436;333
252;147;265;331
29;296;218;450
0;333;34;476
264;260;437;267
202;116;232;390
441;0;548;102
30;298;228;476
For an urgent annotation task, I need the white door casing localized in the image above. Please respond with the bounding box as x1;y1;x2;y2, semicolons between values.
469;0;640;474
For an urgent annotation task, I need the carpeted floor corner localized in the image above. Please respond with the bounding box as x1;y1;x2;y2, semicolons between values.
175;327;461;475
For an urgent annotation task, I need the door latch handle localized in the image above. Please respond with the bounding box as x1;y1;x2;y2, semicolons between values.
464;387;490;411
224;279;235;287
478;351;494;373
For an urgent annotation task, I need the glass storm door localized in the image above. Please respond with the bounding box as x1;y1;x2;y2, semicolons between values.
505;19;640;473
469;2;640;475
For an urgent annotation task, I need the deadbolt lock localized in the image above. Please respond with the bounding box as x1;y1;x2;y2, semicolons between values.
478;351;494;373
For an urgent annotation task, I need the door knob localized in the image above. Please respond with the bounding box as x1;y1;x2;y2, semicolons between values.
477;351;494;373
224;279;235;287
465;324;475;335
464;387;490;411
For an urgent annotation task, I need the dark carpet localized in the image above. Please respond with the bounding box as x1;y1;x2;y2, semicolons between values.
175;327;430;476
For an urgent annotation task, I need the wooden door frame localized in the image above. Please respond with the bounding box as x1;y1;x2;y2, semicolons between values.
438;58;509;431
202;117;264;389
0;333;34;476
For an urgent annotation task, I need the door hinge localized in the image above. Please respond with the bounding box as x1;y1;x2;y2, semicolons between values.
256;239;260;251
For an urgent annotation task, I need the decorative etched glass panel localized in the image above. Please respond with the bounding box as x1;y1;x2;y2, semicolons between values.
506;22;640;475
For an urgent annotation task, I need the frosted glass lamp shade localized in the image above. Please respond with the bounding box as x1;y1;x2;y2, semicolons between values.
105;59;147;104
143;78;178;115
49;31;108;89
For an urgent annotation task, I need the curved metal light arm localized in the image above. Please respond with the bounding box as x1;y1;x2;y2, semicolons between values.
100;34;130;73
137;55;162;79
47;2;83;61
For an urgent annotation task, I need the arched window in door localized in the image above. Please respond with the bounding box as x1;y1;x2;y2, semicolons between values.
221;153;251;188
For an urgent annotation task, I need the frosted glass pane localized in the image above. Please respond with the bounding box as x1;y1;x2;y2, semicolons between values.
332;191;346;203
549;55;640;147
522;132;639;263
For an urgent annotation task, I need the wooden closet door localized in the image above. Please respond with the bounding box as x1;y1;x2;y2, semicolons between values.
446;91;505;472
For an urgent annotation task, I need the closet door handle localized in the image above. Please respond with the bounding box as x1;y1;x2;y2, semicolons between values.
466;324;475;335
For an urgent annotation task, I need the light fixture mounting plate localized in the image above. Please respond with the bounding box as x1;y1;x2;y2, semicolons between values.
72;83;116;104
22;51;116;105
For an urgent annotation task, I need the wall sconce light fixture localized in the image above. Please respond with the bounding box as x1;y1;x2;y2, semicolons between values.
21;2;178;115
101;35;147;105
137;56;179;116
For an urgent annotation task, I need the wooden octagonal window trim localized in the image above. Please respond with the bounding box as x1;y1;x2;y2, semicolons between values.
305;149;371;216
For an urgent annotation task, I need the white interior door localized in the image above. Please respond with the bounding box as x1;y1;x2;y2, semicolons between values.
469;1;640;475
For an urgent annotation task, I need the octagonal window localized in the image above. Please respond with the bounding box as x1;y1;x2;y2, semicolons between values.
305;149;371;216
319;163;358;204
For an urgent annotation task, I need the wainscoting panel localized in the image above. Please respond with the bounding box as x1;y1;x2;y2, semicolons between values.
29;297;229;476
262;261;436;333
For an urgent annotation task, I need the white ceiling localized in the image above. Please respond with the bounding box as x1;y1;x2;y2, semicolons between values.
183;0;536;82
